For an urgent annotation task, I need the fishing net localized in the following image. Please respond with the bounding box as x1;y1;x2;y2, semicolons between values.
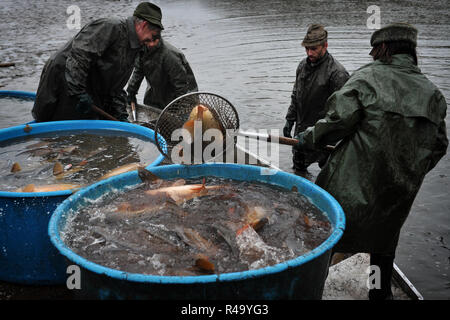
154;92;240;163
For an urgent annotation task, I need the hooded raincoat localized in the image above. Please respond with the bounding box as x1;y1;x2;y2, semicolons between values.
32;17;141;122
126;39;198;109
302;54;448;254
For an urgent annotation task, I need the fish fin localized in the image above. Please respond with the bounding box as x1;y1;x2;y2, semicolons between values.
250;217;269;231
195;253;215;273
53;161;64;176
196;105;205;121
11;162;21;173
22;184;35;192
138;167;161;183
303;214;313;228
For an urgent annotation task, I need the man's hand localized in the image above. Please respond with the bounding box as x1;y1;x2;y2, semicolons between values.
283;120;295;138
118;113;130;122
75;93;93;115
293;132;306;151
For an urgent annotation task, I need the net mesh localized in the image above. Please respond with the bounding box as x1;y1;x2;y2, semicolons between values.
154;92;240;163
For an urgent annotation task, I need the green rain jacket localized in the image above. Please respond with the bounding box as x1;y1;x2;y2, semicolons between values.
302;54;448;254
126;39;198;109
32;17;141;122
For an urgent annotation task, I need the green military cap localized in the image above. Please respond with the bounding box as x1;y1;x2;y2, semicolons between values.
133;2;164;30
301;24;328;47
370;23;418;46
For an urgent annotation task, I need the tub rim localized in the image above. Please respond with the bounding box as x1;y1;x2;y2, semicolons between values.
49;163;345;284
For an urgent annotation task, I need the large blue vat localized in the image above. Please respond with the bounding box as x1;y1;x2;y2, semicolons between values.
0;120;164;284
0;90;36;100
49;163;345;299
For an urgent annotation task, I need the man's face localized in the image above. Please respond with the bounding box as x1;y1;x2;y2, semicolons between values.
136;21;161;49
305;42;328;63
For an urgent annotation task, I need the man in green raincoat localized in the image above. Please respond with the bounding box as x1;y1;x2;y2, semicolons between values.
126;38;198;110
294;23;448;299
32;2;165;122
283;24;349;172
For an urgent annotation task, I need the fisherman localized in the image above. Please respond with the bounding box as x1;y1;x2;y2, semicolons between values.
294;23;448;299
126;34;198;110
32;2;165;122
283;24;350;172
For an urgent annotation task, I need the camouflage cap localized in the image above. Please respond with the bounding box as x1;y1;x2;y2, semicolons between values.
301;24;328;47
370;23;417;46
133;2;164;30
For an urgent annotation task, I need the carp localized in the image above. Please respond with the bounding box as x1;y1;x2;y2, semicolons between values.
144;181;221;205
244;206;269;231
52;161;84;180
15;183;81;193
182;104;223;144
99;162;144;181
213;219;294;270
187;104;222;132
115;178;220;215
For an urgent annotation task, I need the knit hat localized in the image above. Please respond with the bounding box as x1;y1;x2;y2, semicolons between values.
133;2;164;30
370;23;417;47
301;24;328;47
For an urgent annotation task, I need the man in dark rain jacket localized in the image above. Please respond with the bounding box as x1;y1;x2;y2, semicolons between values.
126;38;198;110
32;2;165;122
294;23;448;299
283;24;349;172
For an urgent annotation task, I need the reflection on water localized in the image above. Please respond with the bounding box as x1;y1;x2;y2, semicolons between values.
0;0;448;299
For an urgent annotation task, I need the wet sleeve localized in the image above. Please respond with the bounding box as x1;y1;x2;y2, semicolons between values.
427;92;449;172
165;52;192;97
329;68;350;93
302;78;369;149
65;20;118;96
285;66;301;122
126;52;145;96
109;90;129;121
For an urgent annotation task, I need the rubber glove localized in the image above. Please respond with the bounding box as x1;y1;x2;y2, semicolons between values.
293;132;306;151
75;93;93;115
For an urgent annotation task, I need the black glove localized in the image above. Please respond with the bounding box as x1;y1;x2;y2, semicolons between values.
283;120;294;138
127;92;137;105
75;93;93;115
118;114;130;122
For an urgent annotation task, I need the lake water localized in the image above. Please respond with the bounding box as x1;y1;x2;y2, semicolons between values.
0;0;448;299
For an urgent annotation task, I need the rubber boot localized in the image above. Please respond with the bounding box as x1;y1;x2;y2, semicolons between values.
368;253;395;300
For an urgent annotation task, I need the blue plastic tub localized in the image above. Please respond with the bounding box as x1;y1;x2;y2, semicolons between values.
0;90;36;100
49;163;345;299
0;120;165;284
